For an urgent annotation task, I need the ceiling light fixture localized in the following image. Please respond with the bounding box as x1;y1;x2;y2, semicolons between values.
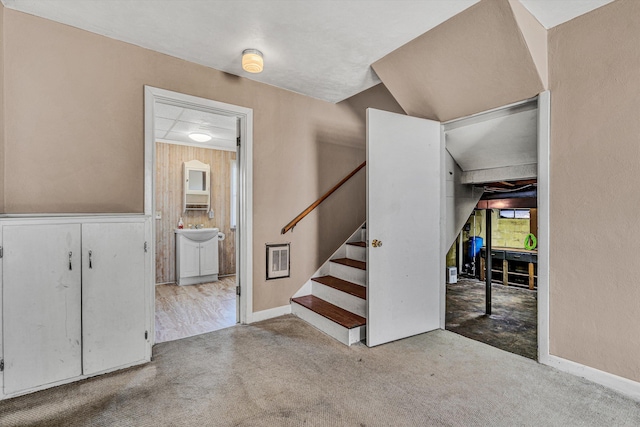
242;49;264;73
189;133;212;143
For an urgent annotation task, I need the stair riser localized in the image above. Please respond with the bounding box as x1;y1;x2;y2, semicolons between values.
330;262;366;286
291;302;365;346
346;245;366;262
312;282;366;318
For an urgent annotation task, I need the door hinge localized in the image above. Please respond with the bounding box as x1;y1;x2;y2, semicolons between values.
145;331;148;340
0;246;3;258
144;242;148;253
0;359;4;372
236;286;241;296
236;136;241;147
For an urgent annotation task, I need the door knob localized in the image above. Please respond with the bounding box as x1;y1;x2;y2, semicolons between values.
372;239;382;248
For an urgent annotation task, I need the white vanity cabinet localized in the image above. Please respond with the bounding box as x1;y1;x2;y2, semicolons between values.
175;228;219;285
1;218;151;398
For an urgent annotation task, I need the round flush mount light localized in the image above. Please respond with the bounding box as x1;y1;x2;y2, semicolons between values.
189;133;212;143
242;49;264;73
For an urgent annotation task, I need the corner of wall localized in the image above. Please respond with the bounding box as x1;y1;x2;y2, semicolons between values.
508;0;548;89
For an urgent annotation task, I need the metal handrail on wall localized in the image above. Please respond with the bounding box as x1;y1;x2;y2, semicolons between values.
281;161;366;234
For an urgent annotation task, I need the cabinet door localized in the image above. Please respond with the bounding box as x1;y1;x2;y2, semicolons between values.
179;236;201;278
3;224;82;394
82;222;147;376
199;238;219;276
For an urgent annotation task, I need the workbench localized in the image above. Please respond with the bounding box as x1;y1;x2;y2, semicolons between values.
480;247;537;290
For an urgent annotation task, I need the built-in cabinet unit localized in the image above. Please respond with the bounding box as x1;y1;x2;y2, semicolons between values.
0;217;152;399
175;229;219;285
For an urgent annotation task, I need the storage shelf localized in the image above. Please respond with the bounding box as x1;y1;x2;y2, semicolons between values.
480;248;538;290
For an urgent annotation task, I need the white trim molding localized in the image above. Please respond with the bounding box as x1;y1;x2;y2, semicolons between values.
537;90;551;363
251;305;292;323
544;355;640;401
144;86;254;334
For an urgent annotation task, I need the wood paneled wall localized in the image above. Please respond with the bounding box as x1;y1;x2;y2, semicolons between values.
155;142;236;284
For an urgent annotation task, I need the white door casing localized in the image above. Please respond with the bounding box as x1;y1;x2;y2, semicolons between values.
145;86;253;329
366;108;443;347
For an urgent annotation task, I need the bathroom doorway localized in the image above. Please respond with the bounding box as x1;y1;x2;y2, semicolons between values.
144;87;253;344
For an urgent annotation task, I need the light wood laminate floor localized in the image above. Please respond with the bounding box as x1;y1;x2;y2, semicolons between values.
155;276;237;343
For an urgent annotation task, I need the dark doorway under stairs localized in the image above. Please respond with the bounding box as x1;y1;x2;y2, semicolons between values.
446;278;537;360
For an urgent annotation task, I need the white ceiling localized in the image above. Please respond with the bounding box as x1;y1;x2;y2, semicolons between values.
155;103;237;150
2;0;614;103
445;105;538;172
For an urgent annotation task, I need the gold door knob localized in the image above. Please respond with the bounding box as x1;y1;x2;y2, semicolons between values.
372;239;382;248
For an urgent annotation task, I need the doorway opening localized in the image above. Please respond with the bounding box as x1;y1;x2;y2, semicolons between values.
442;94;549;361
144;86;253;345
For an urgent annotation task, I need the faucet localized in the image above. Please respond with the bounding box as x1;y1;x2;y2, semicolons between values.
195;224;203;229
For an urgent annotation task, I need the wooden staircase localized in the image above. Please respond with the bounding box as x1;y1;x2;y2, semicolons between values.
291;226;367;346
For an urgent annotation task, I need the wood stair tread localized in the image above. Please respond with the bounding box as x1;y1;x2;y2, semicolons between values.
312;275;366;300
292;295;366;329
331;258;366;270
346;241;366;247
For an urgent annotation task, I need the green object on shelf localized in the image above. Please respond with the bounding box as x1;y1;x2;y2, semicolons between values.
524;233;537;250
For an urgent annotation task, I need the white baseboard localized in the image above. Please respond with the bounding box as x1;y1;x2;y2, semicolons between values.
544;354;640;401
250;304;292;323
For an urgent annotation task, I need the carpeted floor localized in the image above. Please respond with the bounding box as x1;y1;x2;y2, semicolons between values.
1;315;639;426
446;278;537;360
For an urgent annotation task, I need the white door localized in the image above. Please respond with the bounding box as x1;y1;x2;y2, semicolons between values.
179;237;201;278
3;224;82;394
366;108;443;347
82;222;147;375
199;238;219;276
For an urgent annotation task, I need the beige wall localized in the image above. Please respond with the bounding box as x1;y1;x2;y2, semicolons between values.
549;0;640;382
155;143;236;283
0;5;4;213
372;0;544;122
1;9;402;313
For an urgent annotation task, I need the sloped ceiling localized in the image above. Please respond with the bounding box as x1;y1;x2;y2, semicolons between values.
372;0;545;122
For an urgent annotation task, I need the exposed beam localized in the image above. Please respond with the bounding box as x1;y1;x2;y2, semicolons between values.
461;163;537;185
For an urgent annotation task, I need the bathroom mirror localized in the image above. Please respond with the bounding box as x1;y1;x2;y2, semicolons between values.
183;160;211;211
188;169;207;191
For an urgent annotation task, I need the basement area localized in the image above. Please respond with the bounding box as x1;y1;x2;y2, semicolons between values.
446;179;538;360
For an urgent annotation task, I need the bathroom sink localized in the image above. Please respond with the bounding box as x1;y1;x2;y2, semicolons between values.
175;228;219;242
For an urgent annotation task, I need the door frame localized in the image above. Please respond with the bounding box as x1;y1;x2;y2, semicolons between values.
144;86;254;343
438;91;550;362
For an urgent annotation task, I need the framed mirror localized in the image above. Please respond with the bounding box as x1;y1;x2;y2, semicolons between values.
183;160;211;211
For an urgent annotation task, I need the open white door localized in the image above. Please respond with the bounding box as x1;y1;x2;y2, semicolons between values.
366;108;443;347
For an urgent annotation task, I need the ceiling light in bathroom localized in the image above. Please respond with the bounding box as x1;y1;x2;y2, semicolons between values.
189;133;212;142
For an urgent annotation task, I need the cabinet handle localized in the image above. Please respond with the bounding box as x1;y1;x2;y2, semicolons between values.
69;252;73;270
89;250;93;269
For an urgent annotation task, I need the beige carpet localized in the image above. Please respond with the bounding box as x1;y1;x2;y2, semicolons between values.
1;315;639;426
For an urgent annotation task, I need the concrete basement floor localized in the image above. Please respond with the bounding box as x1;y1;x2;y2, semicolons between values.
446;278;537;360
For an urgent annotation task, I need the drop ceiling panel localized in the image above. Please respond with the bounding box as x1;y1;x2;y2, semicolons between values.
178;109;237;129
154;103;184;120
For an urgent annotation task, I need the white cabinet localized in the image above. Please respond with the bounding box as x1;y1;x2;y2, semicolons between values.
3;224;82;394
82;223;147;376
176;229;219;285
1;219;150;397
199;238;219;276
